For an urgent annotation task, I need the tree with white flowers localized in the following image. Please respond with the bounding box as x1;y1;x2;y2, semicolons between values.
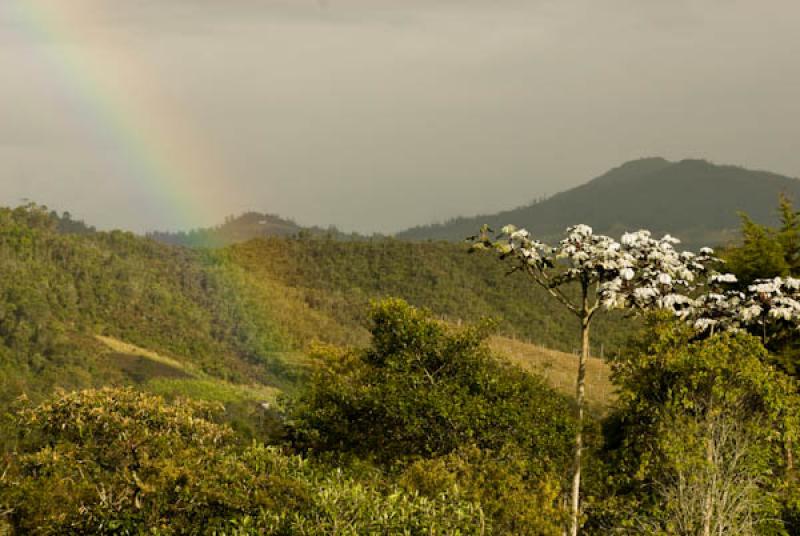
689;276;800;345
470;224;729;536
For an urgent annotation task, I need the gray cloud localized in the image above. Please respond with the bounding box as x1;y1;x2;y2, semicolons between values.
1;0;799;233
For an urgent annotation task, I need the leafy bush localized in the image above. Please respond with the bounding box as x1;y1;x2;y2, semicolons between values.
591;316;800;534
286;299;576;532
0;388;483;535
399;445;565;536
288;298;575;467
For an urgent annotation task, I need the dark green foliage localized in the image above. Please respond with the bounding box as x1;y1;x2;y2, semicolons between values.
287;299;577;533
723;213;789;285
722;195;800;375
777;194;800;274
50;209;96;235
0;388;482;535
397;158;800;250
288;299;575;465
228;236;629;353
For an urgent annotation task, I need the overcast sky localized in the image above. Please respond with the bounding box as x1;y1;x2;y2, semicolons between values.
1;0;799;233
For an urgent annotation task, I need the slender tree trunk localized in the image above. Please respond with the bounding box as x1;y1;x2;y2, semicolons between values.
702;404;715;536
569;287;590;536
702;438;713;536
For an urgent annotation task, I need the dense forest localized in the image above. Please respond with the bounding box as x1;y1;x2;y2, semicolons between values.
225;236;630;353
2;200;800;534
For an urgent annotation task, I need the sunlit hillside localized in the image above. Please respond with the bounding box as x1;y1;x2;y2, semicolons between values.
490;336;614;411
0;205;619;412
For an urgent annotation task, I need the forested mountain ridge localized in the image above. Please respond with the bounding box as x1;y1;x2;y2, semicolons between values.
397;158;800;248
0;204;622;409
148;211;371;248
146;159;800;251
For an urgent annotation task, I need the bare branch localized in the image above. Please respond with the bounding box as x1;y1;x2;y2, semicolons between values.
524;264;580;315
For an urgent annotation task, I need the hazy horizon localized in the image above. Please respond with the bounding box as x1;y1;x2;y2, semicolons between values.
2;1;799;234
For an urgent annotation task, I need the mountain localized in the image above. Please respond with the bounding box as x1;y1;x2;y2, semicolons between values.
396;158;800;249
149;211;370;248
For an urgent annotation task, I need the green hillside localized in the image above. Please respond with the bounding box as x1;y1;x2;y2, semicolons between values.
397;158;800;249
0;205;623;410
226;236;629;355
0;205;300;408
0;206;598;533
2;203;799;534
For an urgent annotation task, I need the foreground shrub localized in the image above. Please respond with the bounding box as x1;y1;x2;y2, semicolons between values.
287;299;576;532
0;388;482;535
400;445;565;536
288;298;575;466
592;318;800;534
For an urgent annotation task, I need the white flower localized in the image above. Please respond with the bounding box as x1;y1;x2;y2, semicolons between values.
710;273;738;284
501;224;518;234
620;267;635;281
750;281;779;294
739;304;763;322
510;229;529;240
694;318;717;331
661;234;680;245
634;286;659;301
570;224;593;236
488;223;728;321
784;277;800;290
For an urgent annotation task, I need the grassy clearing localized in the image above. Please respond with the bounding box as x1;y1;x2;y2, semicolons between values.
97;329;613;411
490;336;615;410
109;353;190;383
96;335;192;373
145;378;280;405
96;335;281;405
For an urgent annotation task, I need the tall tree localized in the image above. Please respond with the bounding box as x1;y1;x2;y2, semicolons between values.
724;214;788;285
778;193;800;274
470;225;723;535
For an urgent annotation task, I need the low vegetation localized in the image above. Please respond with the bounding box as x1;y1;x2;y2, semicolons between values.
1;388;483;535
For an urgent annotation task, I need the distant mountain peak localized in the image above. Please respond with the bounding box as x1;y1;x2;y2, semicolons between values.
589;157;673;186
622;156;671;167
396;158;800;249
149;210;372;248
673;158;716;169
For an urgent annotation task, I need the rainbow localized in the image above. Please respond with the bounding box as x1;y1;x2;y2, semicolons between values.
5;1;229;230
